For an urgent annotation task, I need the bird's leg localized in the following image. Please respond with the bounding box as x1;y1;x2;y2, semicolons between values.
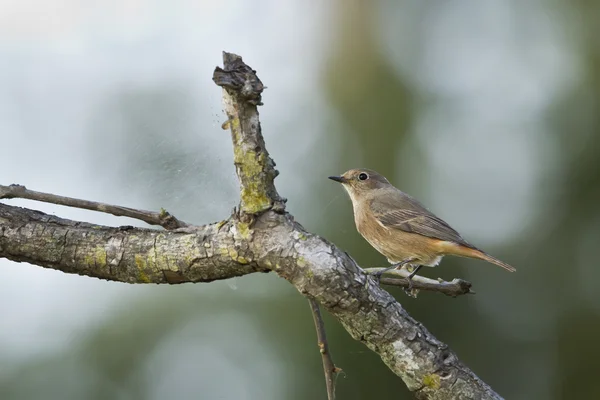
405;264;423;290
371;258;415;283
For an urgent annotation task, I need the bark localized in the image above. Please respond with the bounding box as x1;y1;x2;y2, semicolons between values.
0;52;503;400
0;205;266;284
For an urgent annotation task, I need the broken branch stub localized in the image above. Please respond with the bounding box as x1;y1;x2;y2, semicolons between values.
213;52;286;216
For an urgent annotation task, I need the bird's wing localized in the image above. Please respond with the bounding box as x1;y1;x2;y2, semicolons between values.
370;194;475;248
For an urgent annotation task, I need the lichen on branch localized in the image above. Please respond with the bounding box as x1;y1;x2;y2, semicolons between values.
213;52;285;215
0;50;504;400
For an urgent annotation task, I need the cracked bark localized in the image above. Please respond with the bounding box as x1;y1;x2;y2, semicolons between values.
0;52;502;400
0;205;268;283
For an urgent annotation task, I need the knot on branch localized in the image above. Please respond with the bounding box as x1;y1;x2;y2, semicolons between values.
213;52;264;106
0;184;26;199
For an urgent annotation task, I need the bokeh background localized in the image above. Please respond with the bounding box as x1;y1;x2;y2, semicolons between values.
1;0;599;399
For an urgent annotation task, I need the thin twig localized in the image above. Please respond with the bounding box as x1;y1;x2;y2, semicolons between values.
0;184;189;230
364;268;473;297
309;299;339;400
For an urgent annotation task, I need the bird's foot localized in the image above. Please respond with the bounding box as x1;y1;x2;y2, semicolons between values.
369;266;395;284
403;265;422;297
403;285;419;298
368;258;417;285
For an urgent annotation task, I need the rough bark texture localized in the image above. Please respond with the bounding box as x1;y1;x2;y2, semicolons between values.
0;205;267;283
0;52;503;400
213;52;286;215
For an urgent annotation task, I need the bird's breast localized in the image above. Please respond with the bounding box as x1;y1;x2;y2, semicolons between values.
354;209;395;257
353;206;444;266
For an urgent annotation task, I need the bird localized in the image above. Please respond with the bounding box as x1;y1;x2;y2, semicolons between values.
328;168;515;288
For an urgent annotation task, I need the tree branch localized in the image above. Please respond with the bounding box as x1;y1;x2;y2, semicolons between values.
210;52;500;399
0;201;499;398
365;267;474;297
0;204;266;284
0;184;188;230
309;299;340;400
0;51;504;399
213;52;286;215
251;213;501;399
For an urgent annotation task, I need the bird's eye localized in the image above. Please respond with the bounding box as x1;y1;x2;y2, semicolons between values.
358;173;369;181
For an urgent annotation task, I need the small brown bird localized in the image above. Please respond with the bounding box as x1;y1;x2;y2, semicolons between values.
329;169;515;286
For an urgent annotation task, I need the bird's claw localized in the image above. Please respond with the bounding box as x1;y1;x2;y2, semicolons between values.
370;271;384;285
402;277;419;297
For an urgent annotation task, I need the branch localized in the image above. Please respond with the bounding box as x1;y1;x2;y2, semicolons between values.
250;214;501;399
309;299;340;400
0;204;266;284
365;267;474;297
211;52;501;399
0;184;188;230
0;51;503;399
213;52;286;215
0;201;499;398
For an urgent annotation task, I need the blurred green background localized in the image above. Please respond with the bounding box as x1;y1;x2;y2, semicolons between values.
1;0;599;399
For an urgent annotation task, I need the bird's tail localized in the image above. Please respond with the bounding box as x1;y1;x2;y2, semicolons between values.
442;242;516;272
472;250;516;272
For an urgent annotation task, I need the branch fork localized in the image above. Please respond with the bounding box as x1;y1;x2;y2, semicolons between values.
0;51;503;400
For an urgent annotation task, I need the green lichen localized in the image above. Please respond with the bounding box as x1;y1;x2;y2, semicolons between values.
236;222;252;240
297;232;308;241
83;255;95;267
240;188;270;213
422;374;441;390
231;120;272;214
83;247;107;268
297;256;307;267
135;254;151;283
138;270;150;283
237;256;249;264
134;255;145;269
237;151;271;213
225;241;251;264
229;116;240;131
216;220;227;230
305;269;314;279
94;247;107;266
218;246;230;258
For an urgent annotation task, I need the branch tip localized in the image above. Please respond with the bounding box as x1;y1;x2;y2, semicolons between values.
213;52;264;106
213;50;285;215
0;184;189;230
365;268;473;297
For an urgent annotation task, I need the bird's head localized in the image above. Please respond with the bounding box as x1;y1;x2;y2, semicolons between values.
328;169;391;202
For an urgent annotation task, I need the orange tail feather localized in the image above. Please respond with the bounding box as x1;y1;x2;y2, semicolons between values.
471;250;516;272
440;242;516;272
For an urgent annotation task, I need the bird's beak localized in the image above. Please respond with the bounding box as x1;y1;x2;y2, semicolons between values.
328;175;346;183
